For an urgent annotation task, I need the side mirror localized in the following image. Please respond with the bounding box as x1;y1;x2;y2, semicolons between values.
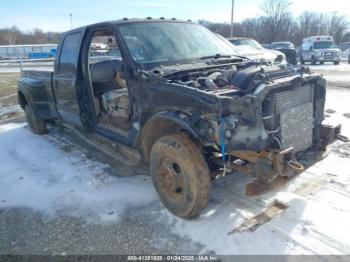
91;59;123;83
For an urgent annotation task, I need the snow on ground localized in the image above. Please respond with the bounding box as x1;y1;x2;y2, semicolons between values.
160;151;350;254
0;87;349;254
309;63;350;72
309;63;350;87
324;88;350;135
156;88;350;255
0;123;158;223
0;104;21;118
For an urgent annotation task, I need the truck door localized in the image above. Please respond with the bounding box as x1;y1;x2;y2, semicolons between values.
53;31;83;126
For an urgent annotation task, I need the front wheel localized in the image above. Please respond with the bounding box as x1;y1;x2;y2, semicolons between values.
150;133;211;218
24;105;48;135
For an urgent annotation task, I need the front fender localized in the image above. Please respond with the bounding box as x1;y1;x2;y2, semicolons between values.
136;111;208;162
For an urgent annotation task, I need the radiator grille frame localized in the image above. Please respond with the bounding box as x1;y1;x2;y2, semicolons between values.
266;84;315;152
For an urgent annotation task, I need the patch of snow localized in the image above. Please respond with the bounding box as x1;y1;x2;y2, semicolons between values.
0;123;158;223
0;104;22;118
309;63;350;72
158;154;350;254
0;87;349;255
324;75;350;85
324;89;350;136
156;89;350;255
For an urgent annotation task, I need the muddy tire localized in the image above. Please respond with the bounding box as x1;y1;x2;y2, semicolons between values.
24;105;48;135
150;133;211;218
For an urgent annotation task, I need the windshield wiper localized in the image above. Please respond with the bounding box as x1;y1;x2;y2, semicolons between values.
200;53;249;62
200;53;232;60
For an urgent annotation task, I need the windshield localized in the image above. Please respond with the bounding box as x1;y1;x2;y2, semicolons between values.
271;42;294;49
215;34;239;55
313;41;336;49
118;22;237;68
229;38;263;49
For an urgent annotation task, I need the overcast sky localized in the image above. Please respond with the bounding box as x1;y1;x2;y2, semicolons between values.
0;0;349;32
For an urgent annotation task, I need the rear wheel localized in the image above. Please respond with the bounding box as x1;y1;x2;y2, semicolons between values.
24;105;48;135
150;133;211;218
300;56;305;65
320;61;324;65
334;61;340;65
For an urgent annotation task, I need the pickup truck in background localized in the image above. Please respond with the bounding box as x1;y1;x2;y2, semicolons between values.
18;19;345;218
270;42;298;65
227;37;286;65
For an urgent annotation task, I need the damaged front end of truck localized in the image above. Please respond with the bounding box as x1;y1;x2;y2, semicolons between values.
154;62;347;196
210;66;346;195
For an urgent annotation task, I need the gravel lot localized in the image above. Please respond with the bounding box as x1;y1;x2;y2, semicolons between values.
0;63;350;257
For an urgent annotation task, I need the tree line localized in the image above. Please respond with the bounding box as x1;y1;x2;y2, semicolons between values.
0;0;349;46
0;26;61;45
200;0;350;45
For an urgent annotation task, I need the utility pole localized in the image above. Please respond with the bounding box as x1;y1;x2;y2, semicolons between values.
69;13;73;29
230;0;235;38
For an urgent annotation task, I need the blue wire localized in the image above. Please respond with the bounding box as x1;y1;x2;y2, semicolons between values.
220;117;226;161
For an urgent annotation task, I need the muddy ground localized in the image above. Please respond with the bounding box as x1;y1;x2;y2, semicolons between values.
0;63;350;257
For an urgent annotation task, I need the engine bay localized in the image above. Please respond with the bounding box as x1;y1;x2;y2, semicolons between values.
163;63;304;96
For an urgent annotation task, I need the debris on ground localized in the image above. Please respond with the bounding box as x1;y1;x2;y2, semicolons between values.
228;200;288;235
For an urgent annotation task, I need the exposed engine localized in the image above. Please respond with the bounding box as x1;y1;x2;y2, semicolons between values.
166;63;305;96
168;66;237;92
173;68;237;91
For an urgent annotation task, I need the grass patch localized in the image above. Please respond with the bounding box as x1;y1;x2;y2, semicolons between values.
0;73;22;120
0;73;20;106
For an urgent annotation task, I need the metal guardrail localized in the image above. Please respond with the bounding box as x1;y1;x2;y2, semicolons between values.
0;58;55;72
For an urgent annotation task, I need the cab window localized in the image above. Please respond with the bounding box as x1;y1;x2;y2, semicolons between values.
88;30;122;65
58;32;81;73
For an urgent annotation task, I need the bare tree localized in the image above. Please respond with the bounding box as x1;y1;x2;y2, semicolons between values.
0;26;61;45
295;12;329;44
342;32;350;42
328;12;349;43
261;0;293;42
200;8;349;46
1;26;21;45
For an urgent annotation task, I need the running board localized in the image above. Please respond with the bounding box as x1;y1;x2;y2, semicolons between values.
63;123;143;166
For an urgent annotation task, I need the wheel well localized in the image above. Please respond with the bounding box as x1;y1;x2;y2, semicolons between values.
18;92;27;109
138;117;199;163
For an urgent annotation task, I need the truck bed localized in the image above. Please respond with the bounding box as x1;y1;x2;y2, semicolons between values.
18;69;56;120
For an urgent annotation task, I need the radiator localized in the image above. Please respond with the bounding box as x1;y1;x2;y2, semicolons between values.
270;84;314;152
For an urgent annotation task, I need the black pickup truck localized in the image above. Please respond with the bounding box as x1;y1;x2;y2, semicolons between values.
18;18;345;218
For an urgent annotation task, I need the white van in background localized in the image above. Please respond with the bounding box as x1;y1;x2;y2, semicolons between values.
300;36;341;65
